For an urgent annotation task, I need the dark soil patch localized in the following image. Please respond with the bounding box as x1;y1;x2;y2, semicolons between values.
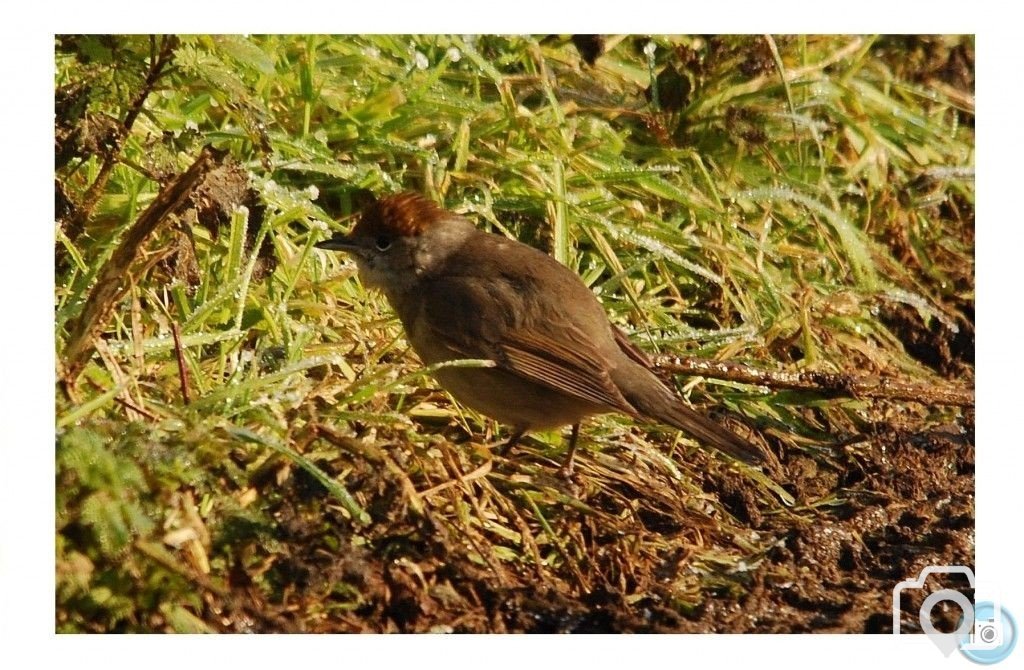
198;401;973;633
879;302;974;377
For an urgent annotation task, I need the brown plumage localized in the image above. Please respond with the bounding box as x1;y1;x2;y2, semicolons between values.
317;192;764;473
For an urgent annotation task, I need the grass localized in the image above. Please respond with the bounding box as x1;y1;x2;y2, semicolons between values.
55;34;974;632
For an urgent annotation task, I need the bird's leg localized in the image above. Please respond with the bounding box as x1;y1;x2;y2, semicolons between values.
497;426;527;457
557;423;581;478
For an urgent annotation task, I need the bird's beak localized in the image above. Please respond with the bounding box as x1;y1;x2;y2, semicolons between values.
315;233;360;253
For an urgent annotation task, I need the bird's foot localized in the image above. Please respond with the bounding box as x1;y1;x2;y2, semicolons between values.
556;422;581;479
496;427;526;458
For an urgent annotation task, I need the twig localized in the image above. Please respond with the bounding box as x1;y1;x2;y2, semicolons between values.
171;321;191;405
111;395;159;421
61;145;225;388
654;354;974;408
63;35;178;246
81;375;159;421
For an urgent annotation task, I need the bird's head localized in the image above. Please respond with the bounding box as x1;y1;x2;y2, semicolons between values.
316;192;475;295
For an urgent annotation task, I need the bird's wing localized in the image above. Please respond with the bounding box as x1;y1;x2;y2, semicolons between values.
497;326;634;412
415;274;636;414
612;325;654;367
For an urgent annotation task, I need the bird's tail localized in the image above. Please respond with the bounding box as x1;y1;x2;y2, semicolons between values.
615;365;765;465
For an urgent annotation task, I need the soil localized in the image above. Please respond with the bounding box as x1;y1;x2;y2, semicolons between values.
212;414;972;633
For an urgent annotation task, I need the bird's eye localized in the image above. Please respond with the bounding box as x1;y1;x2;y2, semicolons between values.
374;236;392;251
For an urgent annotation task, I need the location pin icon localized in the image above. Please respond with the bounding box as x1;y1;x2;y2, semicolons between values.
919;590;975;657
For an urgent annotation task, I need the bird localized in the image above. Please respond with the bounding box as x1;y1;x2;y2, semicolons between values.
316;192;764;475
